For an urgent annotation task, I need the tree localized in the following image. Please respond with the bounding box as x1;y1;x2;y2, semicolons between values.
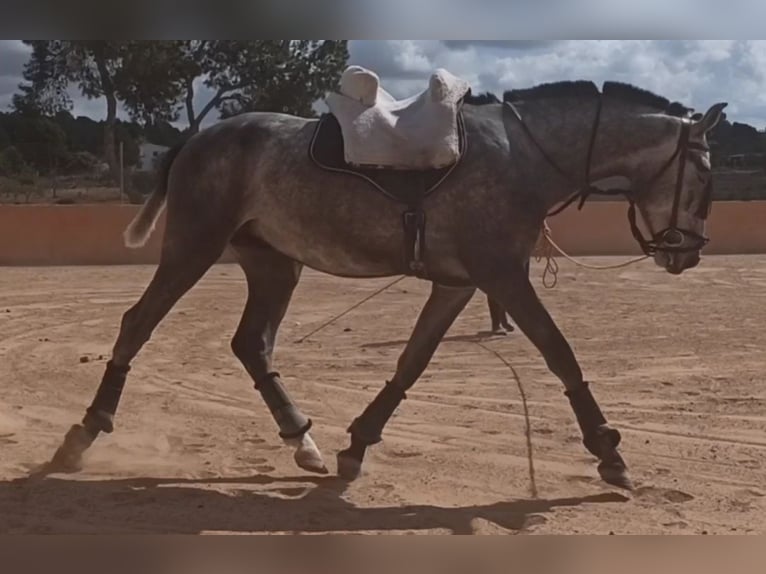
143;119;185;148
14;41;179;178
14;40;350;171
0;146;27;176
0;112;67;174
159;41;349;133
12;41;71;117
0;123;10;150
218;41;350;119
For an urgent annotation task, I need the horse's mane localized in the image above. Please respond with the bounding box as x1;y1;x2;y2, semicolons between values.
463;89;501;105
504;81;600;102
464;80;695;117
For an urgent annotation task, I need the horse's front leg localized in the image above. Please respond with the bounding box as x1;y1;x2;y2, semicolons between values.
337;282;475;480
475;262;632;490
230;242;325;474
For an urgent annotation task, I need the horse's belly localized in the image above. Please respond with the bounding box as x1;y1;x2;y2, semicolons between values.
238;218;471;283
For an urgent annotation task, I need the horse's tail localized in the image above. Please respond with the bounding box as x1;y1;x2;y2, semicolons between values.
123;141;185;249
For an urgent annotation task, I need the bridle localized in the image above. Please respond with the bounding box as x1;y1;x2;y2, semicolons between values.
507;97;713;256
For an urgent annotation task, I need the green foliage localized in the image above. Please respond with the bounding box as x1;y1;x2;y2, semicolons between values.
152;40;350;130
0;113;68;172
0;146;28;176
214;41;350;119
16;40;349;133
0;110;183;175
0;124;10;150
12;41;73;116
59;151;100;175
116;42;188;124
15;41;179;121
14;41;187;175
114;122;141;166
143;120;185;147
11;39;350;176
709;115;766;167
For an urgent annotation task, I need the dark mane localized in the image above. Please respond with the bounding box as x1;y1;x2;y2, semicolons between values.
492;79;694;116
463;89;501;105
503;81;599;102
666;101;696;118
601;81;670;111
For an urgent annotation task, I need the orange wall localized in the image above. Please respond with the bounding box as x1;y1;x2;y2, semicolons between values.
545;200;766;256
0;205;234;266
0;202;763;266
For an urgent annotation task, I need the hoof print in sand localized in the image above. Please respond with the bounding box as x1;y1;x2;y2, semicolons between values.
634;486;695;504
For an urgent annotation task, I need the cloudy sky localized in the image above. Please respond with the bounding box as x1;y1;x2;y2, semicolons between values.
1;40;765;129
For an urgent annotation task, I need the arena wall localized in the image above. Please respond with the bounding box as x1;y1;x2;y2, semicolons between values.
0;202;763;266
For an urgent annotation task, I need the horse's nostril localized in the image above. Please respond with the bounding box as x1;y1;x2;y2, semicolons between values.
662;229;685;247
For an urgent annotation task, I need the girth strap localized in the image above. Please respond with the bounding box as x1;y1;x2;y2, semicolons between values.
403;203;428;278
309;110;469;282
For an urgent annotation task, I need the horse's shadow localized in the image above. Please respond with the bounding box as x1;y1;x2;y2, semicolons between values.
2;472;628;534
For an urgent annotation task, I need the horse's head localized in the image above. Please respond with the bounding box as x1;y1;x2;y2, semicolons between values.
631;102;726;274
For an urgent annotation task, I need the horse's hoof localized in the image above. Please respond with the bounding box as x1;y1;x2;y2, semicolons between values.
336;451;363;481
297;459;329;475
295;453;329;475
47;424;94;474
598;462;634;491
48;445;84;474
286;433;328;475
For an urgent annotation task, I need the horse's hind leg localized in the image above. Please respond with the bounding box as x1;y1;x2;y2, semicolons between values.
48;229;230;473
487;260;530;333
487;297;513;334
337;283;475;480
230;241;326;474
474;262;632;490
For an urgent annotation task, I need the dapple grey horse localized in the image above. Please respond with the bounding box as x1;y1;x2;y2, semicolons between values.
48;81;725;490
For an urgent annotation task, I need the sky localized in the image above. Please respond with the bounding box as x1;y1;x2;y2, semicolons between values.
1;40;765;130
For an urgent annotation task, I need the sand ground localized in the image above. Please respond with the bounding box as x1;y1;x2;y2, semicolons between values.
0;256;764;534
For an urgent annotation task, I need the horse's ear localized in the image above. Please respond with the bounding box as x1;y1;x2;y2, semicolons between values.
694;102;727;135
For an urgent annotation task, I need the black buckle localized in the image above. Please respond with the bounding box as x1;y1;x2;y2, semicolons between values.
403;209;425;230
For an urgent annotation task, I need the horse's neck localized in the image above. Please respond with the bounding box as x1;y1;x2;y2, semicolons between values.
543;103;681;209
588;106;681;182
527;101;682;209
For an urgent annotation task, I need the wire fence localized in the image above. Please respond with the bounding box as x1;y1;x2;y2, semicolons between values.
0;140;157;205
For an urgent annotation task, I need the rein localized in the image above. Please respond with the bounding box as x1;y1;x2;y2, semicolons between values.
506;96;712;258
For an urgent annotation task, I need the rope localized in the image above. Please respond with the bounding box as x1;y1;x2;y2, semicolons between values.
293;276;407;344
475;341;538;499
290;273;539;496
535;240;561;289
536;225;648;290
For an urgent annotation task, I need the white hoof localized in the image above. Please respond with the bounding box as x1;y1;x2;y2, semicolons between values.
284;433;328;474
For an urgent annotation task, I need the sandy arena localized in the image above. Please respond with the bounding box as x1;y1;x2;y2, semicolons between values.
1;256;764;534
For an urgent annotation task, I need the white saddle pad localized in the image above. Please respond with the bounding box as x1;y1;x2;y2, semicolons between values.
325;65;471;170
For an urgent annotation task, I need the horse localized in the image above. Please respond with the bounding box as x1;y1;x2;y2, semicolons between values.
47;79;724;491
487;221;547;333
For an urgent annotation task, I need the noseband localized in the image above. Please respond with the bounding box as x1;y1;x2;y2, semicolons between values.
508;97;712;256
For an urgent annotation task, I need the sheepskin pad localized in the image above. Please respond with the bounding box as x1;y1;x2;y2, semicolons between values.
325;65;471;170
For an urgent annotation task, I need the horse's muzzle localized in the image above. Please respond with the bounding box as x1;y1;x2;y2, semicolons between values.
655;250;701;274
